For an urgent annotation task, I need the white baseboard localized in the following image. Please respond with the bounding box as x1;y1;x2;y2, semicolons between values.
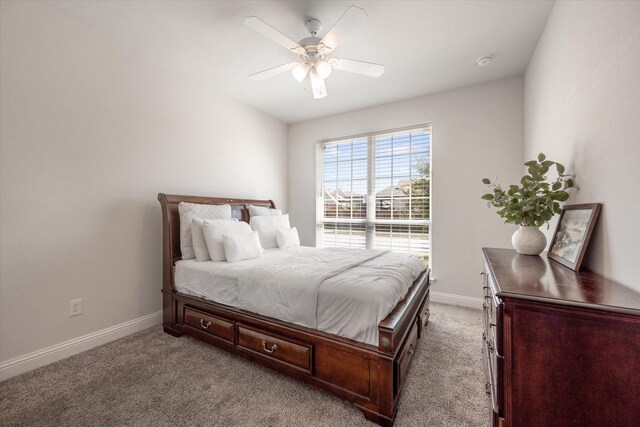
0;291;479;381
430;291;483;309
0;311;162;381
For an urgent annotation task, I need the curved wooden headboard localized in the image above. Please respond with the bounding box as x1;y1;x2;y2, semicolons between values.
157;193;275;293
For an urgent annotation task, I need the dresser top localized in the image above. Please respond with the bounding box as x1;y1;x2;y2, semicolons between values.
482;247;640;314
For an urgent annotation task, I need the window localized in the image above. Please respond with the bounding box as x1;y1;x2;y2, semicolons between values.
317;125;431;265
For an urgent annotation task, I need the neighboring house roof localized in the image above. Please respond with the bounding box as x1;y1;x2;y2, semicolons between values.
324;188;366;201
326;179;417;199
323;189;341;204
376;187;405;198
376;180;412;198
336;189;365;199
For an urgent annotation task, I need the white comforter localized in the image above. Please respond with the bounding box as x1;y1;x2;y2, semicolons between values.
175;246;425;345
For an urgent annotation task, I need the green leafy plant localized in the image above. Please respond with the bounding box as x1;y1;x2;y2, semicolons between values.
482;153;575;227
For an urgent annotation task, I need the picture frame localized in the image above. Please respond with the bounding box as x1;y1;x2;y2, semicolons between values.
547;203;602;271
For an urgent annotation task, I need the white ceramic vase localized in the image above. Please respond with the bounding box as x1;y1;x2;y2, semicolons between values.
511;226;546;255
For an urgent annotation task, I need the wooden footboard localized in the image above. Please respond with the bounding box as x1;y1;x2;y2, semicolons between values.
158;193;431;426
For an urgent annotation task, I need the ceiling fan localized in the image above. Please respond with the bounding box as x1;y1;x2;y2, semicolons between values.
244;5;385;99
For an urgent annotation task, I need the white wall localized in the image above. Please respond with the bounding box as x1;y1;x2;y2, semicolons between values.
0;2;287;364
288;77;524;300
525;1;640;290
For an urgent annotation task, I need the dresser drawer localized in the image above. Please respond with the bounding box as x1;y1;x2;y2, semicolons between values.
484;333;500;415
483;272;501;355
395;318;419;393
184;307;234;344
237;324;312;374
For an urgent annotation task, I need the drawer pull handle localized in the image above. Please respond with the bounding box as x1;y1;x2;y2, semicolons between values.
261;340;278;353
408;343;415;356
200;319;212;329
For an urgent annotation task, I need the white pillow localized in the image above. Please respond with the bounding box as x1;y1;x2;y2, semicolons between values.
249;205;282;217
223;231;263;263
178;202;232;260
249;214;290;249
190;218;211;262
276;227;300;249
203;219;252;261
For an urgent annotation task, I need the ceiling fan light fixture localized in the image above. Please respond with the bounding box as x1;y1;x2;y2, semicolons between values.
309;69;327;99
291;63;310;82
315;60;332;79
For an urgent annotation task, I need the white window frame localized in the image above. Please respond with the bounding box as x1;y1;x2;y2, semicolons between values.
315;124;432;263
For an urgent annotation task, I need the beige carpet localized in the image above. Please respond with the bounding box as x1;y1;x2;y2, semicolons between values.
0;303;489;426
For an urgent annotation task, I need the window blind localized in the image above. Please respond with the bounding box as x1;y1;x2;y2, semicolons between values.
317;126;431;264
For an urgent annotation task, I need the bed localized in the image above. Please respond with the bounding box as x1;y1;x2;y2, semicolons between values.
158;194;431;426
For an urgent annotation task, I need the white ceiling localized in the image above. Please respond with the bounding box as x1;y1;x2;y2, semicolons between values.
51;1;554;124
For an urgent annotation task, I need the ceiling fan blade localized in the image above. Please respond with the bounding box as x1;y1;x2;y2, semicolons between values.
250;62;298;80
309;70;327;99
244;16;305;54
318;6;367;53
330;58;385;77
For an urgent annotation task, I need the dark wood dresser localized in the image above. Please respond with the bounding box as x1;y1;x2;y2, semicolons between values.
482;248;640;427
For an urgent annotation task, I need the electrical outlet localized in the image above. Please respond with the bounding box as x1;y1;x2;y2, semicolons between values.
69;299;82;317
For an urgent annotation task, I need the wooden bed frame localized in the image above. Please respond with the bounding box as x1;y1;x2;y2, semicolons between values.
158;193;431;426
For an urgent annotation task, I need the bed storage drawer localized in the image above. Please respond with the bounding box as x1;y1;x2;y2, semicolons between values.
184;307;234;344
395;318;419;393
237;324;312;374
